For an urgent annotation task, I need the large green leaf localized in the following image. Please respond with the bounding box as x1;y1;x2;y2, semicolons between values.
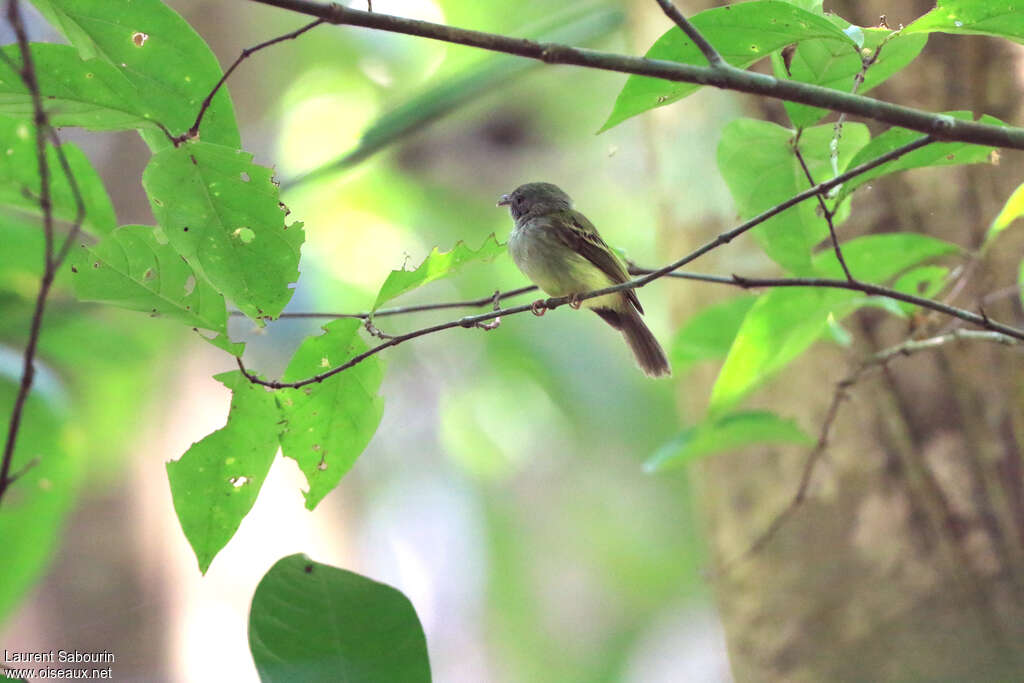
27;0;239;148
717;119;869;274
249;554;431;683
906;1;1024;43
835;112;1002;202
70;224;227;334
709;233;960;413
0;44;160;135
646;410;812;471
166;370;280;574
774;27;928;128
371;234;505;312
277;319;385;511
670;295;757;372
599;0;854;132
0;113;115;236
143;142;304;322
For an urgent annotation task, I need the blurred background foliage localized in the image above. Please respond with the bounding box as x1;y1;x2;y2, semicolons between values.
1;0;740;680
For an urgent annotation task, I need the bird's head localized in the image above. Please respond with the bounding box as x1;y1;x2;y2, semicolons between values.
497;182;572;220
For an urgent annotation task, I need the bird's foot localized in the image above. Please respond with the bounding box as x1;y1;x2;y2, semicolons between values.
530;299;547;316
568;293;582;310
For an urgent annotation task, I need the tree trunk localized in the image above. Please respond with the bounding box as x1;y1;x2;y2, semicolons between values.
655;2;1024;680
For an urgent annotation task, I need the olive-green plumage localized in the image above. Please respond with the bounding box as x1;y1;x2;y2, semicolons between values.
498;182;670;378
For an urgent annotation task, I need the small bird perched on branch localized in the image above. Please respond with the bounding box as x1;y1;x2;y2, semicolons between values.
498;182;670;378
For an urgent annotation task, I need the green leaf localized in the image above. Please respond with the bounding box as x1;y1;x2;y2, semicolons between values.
709;233;959;413
371;234;505;312
717;119;869;273
277;319;385;511
1015;259;1024;307
142;142;304;322
70;224;228;334
645;410;812;471
906;1;1024;43
813;232;960;280
599;0;853;132
986;181;1024;246
0;44;167;135
670;295;758;372
891;265;950;315
166;370;280;574
28;0;239;148
0;382;79;624
0;113;115;236
835;112;1001;202
774;28;927;128
249;554;431;683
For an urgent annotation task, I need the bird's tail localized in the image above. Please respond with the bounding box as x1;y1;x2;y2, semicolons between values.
593;306;671;378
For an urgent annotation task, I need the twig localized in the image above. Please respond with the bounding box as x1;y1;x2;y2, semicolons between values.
653;0;723;67
0;0;85;505
793;132;853;281
247;0;1024;150
721;329;1021;571
174;19;324;144
236;268;1024;390
232;271;729;321
233;135;1024;389
728;275;1024;340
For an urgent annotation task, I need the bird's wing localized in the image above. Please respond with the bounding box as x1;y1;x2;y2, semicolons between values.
555;210;643;314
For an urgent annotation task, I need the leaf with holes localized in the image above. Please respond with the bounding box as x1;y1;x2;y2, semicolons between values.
27;0;239;149
371;234;505;312
143;142;303;322
599;0;854;132
70;225;227;334
277;319;384;510
249;554;431;683
166;370;280;574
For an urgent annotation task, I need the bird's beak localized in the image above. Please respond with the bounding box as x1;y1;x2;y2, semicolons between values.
496;194;511;207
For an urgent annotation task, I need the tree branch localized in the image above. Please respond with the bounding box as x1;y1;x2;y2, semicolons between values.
793;132;853;282
175;19;324;144
652;0;723;67
722;329;1021;571
0;0;86;506
248;0;1024;150
232;131;1023;389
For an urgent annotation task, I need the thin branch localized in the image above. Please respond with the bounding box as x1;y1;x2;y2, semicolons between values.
793;134;853;281
831;24;899;165
653;0;723;67
237;268;1024;390
722;329;1021;571
234;134;1024;389
175;19;324;144
620;135;935;293
728;275;1024;340
233;270;728;321
248;0;1024;150
0;0;66;504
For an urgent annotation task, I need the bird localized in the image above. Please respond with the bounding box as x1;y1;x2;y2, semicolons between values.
498;182;670;378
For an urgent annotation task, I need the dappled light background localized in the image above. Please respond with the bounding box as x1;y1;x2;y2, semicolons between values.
1;0;741;681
